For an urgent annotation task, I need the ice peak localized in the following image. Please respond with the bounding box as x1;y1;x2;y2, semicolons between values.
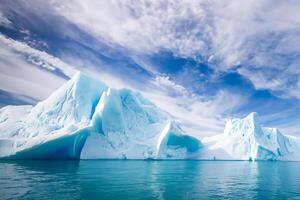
246;112;259;122
70;71;106;88
224;112;262;137
73;71;83;79
70;71;88;83
28;71;108;127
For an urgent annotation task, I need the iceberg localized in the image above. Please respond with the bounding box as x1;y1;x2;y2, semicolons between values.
0;72;202;159
201;113;300;161
1;72;299;161
80;87;202;159
0;72;106;159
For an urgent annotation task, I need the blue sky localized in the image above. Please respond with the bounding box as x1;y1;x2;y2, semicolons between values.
1;0;300;137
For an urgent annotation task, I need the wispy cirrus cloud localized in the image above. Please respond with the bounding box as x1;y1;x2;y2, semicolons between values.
46;0;300;98
0;33;134;98
0;34;76;78
0;34;70;99
3;0;300;99
0;12;12;28
145;74;245;136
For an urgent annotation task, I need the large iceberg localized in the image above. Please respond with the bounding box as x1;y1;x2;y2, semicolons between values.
201;113;300;161
1;72;300;161
0;72;202;159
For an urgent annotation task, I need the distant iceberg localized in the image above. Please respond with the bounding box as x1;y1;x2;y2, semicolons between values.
0;72;202;159
201;113;300;161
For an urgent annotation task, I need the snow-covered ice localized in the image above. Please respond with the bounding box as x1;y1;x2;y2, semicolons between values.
201;113;300;161
80;87;202;159
1;72;300;161
0;72;202;159
0;72;106;159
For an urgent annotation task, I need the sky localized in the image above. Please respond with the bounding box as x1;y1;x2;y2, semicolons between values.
1;0;300;138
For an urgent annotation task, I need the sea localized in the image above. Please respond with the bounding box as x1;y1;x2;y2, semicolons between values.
1;160;300;200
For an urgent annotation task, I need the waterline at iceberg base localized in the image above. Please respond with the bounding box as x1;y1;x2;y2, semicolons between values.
1;72;300;161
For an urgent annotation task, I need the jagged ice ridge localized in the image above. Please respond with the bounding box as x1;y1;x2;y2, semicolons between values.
0;72;300;161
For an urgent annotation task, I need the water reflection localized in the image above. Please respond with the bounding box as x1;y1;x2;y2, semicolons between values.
148;161;202;200
1;161;300;200
0;161;80;200
255;162;300;199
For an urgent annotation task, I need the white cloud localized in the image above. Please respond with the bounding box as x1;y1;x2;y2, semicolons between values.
0;12;12;28
0;34;76;78
50;0;210;58
0;40;66;100
0;34;134;99
152;75;187;96
144;74;245;137
46;0;300;98
237;68;283;91
48;0;300;64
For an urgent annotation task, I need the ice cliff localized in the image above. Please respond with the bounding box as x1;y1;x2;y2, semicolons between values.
0;72;202;159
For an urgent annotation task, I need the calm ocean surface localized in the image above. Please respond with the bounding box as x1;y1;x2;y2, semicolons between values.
1;160;300;200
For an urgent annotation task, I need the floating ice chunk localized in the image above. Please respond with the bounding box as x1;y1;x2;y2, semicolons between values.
202;112;300;161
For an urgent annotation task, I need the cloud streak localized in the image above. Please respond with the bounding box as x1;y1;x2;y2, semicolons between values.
145;74;245;136
47;0;300;98
0;34;69;99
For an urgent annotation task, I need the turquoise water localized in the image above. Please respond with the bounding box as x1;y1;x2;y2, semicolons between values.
1;161;300;200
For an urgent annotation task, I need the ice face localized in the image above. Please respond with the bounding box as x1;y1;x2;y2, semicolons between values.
0;72;202;159
6;128;89;159
26;72;107;134
0;72;107;159
202;112;300;161
81;88;202;159
156;122;202;159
